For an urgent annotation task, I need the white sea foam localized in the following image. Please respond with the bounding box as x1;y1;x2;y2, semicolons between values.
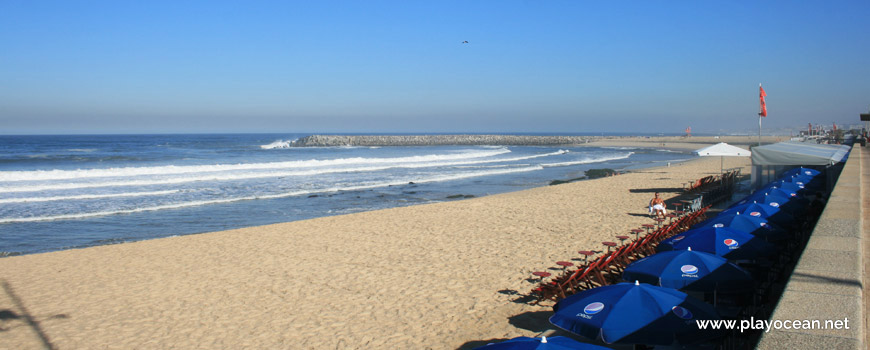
0;190;180;204
260;139;297;149
541;152;634;167
0;149;566;193
0;165;542;223
601;146;641;150
0;148;512;182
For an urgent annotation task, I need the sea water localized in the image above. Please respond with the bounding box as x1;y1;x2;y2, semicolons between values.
0;134;692;255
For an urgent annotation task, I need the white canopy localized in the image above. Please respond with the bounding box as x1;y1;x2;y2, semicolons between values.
694;143;751;157
750;142;849;166
749;141;851;191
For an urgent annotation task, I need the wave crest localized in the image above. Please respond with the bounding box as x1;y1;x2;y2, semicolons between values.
260;139;297;149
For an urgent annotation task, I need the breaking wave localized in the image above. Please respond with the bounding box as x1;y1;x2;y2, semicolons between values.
0;148;513;182
260;139;297;149
541;152;634;167
0;165;542;223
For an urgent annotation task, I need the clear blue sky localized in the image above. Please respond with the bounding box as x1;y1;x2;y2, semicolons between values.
2;1;868;134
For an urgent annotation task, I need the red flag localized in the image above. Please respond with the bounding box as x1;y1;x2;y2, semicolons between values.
758;84;767;117
833;122;837;131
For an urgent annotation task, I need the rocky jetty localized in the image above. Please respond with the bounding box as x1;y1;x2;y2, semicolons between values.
290;135;592;147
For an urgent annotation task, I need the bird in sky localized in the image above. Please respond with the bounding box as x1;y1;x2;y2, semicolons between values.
461;41;468;44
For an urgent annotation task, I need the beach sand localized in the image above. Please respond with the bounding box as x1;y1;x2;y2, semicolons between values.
0;139;755;349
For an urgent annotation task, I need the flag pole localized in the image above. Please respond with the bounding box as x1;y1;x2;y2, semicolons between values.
758;113;762;147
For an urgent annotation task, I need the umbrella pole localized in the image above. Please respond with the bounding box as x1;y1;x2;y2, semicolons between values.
720;156;724;173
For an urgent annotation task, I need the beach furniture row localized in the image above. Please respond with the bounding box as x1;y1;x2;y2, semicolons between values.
488;166;834;349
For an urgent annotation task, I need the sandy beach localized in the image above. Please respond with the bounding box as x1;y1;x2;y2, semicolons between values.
0;138;762;349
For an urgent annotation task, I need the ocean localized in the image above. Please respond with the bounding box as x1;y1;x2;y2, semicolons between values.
0;134;693;255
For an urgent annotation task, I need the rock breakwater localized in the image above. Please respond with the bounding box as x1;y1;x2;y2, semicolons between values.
291;135;592;147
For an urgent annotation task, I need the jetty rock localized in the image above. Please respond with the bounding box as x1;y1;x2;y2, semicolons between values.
290;135;592;147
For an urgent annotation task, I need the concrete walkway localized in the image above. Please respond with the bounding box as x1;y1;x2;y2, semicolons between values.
756;145;866;349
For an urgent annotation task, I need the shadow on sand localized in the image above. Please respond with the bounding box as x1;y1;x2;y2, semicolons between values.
455;311;555;349
628;187;684;194
1;280;68;349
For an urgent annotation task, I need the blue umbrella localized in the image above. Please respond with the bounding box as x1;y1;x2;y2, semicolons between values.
740;193;807;216
753;190;809;215
623;249;754;293
474;336;611;350
764;187;802;200
781;174;824;191
550;282;723;345
760;180;807;195
696;213;790;242
721;202;796;228
730;189;798;208
657;226;776;260
781;167;820;178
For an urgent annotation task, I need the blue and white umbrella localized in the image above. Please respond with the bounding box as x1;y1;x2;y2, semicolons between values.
721;202;796;228
623;248;754;293
741;193;806;216
474;336;611;350
657;226;776;260
696;213;789;242
550;282;723;345
781;167;820;178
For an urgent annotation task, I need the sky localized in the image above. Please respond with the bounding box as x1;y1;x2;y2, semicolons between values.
1;1;868;135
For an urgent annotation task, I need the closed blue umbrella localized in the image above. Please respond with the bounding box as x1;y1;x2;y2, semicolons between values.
474;336;611;350
657;226;776;260
623;249;753;293
549;282;723;345
697;213;789;242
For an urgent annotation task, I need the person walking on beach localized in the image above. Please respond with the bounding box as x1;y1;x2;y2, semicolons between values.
649;192;667;218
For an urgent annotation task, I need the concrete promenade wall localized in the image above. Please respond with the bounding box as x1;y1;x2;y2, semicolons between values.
756;145;865;349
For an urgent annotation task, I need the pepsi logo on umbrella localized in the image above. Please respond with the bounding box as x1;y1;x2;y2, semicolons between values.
680;265;699;278
713;223;724;228
672;306;694;320
724;239;739;249
769;202;780;207
749;211;761;217
578;302;605;319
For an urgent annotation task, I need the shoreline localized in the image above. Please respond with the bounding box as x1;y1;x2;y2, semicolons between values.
0;138;755;349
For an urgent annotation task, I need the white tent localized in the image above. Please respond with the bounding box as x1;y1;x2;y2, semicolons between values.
749;141;850;190
750;142;849;166
694;143;751;172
